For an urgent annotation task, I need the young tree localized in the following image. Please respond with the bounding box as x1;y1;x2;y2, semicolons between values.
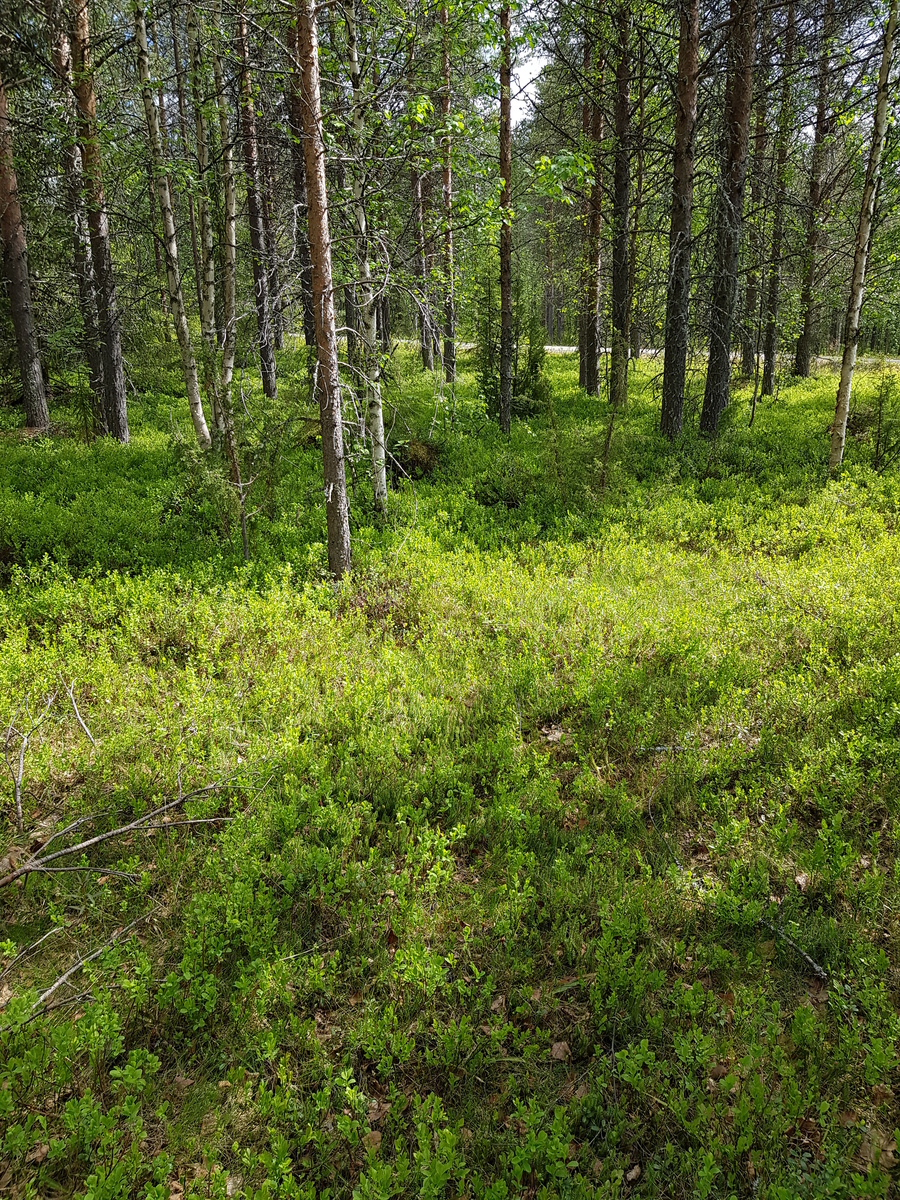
439;3;456;382
134;0;211;449
498;2;513;434
295;0;352;577
830;0;898;472
660;0;699;438
699;0;755;436
0;66;50;431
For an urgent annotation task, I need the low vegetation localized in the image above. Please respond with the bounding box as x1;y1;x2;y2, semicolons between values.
2;351;900;1198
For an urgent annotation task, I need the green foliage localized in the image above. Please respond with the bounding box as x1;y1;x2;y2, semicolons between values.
2;352;900;1198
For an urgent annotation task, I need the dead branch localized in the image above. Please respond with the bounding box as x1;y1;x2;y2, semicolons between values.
0;782;223;889
63;680;97;748
0;926;62;984
3;693;57;836
33;908;157;1010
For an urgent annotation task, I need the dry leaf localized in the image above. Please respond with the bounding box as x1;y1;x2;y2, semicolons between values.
349;992;362;1006
386;925;399;960
626;1164;641;1183
490;994;506;1013
167;1182;184;1200
174;1075;194;1090
550;1041;570;1061
541;725;564;743
97;875;110;885
0;984;12;1009
709;1063;730;1080
363;1130;382;1152
872;1084;893;1103
839;1111;857;1128
575;1083;589;1100
857;1125;897;1170
530;987;541;1002
218;1080;232;1090
225;1176;242;1198
25;1143;49;1164
795;872;809;893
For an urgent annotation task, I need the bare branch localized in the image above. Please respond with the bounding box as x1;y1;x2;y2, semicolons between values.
63;681;97;748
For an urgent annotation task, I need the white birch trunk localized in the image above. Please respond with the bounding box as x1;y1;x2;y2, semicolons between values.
830;0;898;473
346;0;387;516
134;1;211;450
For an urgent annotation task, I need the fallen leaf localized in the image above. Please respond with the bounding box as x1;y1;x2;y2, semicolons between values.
0;984;12;1009
592;1159;603;1177
25;1143;49;1164
575;1082;589;1100
386;925;399;960
200;1112;216;1136
542;725;564;743
225;1176;242;1198
174;1075;194;1090
550;1041;570;1061
872;1084;893;1103
709;1063;729;1080
218;1080;232;1090
490;994;506;1013
363;1130;382;1152
530;987;542;1003
839;1111;857;1128
795;872;809;893
857;1125;897;1170
97;875;110;885
626;1164;641;1183
167;1183;184;1200
349;992;362;1006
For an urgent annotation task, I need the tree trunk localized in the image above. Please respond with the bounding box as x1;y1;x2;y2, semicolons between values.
499;3;513;435
699;0;755;436
761;1;795;397
296;0;352;577
170;4;204;320
439;4;456;382
51;23;106;435
186;5;222;435
346;0;387;515
412;167;434;370
740;24;768;381
211;10;248;559
610;5;631;409
236;5;278;399
135;1;211;450
259;129;284;351
661;0;699;439
794;0;835;378
72;0;128;441
830;0;898;472
628;27;646;361
0;69;50;431
286;23;316;349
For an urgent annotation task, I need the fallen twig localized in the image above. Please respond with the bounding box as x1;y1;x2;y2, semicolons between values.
3;693;56;835
0;926;62;983
63;680;97;748
0;782;223;889
33;908;157;1010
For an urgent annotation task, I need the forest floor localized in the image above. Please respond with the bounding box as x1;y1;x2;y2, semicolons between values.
1;348;900;1199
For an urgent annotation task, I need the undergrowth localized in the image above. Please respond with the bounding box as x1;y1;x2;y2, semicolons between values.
1;347;899;1199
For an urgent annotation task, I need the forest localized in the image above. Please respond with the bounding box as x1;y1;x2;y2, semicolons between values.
2;0;900;1194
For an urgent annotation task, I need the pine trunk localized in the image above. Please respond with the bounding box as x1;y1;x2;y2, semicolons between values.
660;0;699;439
0;69;49;431
236;6;278;399
830;0;898;472
699;0;755;436
296;0;352;576
761;2;795;397
610;6;631;409
72;0;128;440
286;24;316;350
794;0;835;378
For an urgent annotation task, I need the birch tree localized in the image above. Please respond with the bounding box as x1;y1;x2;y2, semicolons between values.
345;0;387;515
498;1;513;435
134;0;211;450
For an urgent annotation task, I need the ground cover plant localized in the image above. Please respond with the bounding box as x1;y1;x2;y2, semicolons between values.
2;349;900;1199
